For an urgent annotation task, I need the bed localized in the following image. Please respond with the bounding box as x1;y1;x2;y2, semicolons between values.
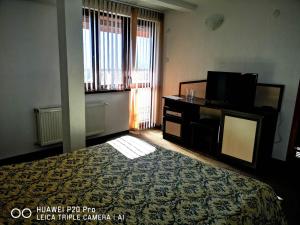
0;136;286;224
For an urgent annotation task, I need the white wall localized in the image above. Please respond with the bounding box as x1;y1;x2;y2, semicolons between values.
86;92;130;137
163;0;300;160
0;0;60;160
0;0;129;160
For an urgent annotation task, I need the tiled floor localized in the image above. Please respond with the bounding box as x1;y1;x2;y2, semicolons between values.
132;128;300;225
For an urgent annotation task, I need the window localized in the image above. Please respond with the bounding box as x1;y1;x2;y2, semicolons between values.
132;22;152;84
82;18;93;84
82;8;131;92
82;0;163;130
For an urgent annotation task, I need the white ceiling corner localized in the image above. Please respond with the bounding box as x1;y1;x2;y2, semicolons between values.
114;0;199;12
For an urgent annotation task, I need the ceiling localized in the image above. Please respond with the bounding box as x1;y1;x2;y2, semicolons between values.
115;0;200;12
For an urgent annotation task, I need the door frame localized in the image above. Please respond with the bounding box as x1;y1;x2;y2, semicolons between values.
288;79;300;161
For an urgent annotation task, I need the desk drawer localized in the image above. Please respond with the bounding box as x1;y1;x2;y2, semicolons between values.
163;116;184;144
165;120;181;137
164;99;199;120
164;106;184;120
165;110;182;118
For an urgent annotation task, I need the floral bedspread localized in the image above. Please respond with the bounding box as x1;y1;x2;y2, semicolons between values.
0;141;286;224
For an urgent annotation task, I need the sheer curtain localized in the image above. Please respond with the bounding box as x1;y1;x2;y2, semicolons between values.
129;9;162;130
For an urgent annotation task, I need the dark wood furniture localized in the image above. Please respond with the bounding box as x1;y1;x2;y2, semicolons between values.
163;81;284;170
219;109;278;169
190;118;219;154
163;96;200;145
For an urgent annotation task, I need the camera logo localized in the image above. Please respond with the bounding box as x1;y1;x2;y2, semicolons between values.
11;208;32;219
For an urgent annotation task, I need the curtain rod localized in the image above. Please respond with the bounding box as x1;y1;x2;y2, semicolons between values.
109;0;163;13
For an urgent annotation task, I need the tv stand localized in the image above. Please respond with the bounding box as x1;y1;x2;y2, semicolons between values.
162;95;279;170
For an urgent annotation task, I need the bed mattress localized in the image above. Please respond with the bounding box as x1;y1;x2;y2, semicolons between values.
0;140;286;224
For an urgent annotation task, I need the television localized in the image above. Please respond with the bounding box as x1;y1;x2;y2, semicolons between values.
205;71;258;109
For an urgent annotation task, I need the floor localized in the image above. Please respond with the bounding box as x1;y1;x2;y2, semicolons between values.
132;129;300;225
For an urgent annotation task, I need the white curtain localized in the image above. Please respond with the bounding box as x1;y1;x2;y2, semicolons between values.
129;9;162;130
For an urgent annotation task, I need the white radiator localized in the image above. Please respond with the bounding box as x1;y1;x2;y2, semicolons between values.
35;107;62;146
35;102;106;146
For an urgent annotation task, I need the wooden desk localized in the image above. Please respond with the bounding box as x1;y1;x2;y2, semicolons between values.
162;95;278;170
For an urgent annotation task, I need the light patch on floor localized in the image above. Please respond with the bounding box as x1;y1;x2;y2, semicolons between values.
107;135;156;159
131;129;249;175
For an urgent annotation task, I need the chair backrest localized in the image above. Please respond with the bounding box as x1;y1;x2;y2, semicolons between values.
179;80;206;98
254;83;284;111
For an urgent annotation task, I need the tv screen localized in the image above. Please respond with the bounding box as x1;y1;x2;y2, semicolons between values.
206;71;257;109
234;73;258;108
206;71;241;104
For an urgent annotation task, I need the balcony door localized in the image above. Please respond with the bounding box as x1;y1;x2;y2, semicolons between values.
129;18;160;130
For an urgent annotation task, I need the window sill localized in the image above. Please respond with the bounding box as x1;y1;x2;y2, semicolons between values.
85;89;131;95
